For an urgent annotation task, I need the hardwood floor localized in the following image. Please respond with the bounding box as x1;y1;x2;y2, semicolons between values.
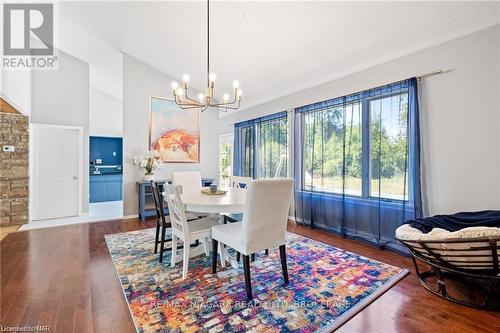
1;219;499;332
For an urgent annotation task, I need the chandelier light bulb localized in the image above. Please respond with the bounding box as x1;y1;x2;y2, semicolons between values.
171;82;179;90
223;93;230;101
182;74;190;83
198;93;205;101
237;89;243;97
176;88;184;96
232;80;240;89
208;72;217;82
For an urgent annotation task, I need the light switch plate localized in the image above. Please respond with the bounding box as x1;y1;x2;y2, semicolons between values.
2;145;15;152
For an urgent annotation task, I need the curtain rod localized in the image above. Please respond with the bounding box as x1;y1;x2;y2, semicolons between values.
416;69;444;80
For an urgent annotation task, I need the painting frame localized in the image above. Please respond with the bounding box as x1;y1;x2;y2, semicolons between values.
149;96;200;163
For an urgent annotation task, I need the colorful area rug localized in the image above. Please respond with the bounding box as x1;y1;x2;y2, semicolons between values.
105;229;408;332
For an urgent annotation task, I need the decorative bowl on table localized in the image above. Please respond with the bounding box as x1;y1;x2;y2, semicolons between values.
201;188;227;196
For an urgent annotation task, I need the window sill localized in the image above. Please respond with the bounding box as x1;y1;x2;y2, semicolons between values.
296;190;413;209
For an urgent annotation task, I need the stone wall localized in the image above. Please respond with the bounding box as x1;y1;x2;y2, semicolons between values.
0;112;29;226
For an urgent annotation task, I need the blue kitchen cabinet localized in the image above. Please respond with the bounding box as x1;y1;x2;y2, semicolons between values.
105;175;123;201
90;176;106;202
90;175;123;203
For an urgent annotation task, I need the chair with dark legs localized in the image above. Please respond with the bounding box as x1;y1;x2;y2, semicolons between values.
211;179;294;301
151;181;170;263
222;176;268;262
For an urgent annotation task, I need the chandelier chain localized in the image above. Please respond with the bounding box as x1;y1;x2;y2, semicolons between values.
170;0;241;111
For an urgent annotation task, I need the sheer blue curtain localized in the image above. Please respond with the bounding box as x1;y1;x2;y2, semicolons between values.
258;112;288;178
233;119;256;178
233;111;287;179
294;78;422;252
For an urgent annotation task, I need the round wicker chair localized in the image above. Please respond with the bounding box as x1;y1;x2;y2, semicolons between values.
396;225;500;310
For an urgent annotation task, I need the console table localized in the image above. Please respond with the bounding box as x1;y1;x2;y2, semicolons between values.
137;178;214;222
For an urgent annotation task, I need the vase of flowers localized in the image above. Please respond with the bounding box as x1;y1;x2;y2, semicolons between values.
132;151;162;181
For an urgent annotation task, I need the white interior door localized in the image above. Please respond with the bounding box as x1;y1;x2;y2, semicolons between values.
31;124;82;221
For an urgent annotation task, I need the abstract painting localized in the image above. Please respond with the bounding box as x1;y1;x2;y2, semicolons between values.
149;97;200;163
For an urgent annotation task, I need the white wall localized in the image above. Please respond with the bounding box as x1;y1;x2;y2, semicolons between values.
1;17;123;117
31;50;90;213
60;17;123;100
61;17;124;139
89;87;123;137
0;69;31;116
219;25;500;216
123;54;219;216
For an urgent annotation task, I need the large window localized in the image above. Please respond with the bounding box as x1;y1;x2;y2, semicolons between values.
295;78;421;251
240;126;255;178
302;102;362;195
258;116;288;178
234;112;288;179
301;90;409;201
369;93;409;200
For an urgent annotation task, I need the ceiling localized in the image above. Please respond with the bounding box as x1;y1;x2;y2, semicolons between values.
60;1;500;112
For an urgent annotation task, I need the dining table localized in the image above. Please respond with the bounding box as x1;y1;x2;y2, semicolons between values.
167;186;247;268
180;186;246;214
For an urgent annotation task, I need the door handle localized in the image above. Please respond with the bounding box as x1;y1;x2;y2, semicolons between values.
73;176;78;180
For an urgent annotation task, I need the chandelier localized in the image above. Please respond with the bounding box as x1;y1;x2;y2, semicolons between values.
170;0;242;112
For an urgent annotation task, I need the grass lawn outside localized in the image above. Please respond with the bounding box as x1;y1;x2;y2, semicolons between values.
305;176;408;200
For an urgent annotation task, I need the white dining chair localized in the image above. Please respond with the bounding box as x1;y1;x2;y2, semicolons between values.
151;181;204;263
228;176;252;189
223;176;252;225
164;184;219;280
211;178;294;300
171;171;202;194
171;171;206;218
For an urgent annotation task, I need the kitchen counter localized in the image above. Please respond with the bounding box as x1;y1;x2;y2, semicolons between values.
90;172;123;176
